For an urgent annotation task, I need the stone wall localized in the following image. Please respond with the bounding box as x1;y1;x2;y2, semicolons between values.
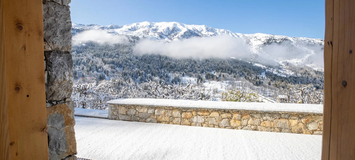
109;103;323;135
43;0;76;159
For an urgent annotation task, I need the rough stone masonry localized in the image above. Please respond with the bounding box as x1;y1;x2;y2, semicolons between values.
43;0;76;160
109;104;323;135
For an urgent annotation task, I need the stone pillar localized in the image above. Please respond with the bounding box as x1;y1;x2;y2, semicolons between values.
43;0;76;159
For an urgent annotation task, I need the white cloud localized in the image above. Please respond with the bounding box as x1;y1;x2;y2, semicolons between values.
260;42;324;67
133;35;251;59
73;30;128;45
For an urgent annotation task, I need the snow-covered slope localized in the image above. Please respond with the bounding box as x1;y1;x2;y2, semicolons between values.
72;21;324;70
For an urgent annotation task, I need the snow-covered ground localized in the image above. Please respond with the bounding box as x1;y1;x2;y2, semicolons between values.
75;116;322;160
108;98;323;113
75;108;108;118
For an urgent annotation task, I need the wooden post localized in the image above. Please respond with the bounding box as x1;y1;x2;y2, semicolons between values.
323;0;355;159
3;0;48;159
0;0;10;159
322;0;334;159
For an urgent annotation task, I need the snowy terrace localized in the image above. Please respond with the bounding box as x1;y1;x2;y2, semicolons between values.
74;99;324;159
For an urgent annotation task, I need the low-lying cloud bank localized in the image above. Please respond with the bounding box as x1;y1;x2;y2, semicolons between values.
73;30;128;45
72;30;324;68
133;35;250;59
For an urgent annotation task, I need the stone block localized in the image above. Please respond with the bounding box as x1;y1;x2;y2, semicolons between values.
242;126;252;130
137;106;148;113
291;123;307;134
241;119;248;126
119;115;131;121
257;126;273;132
230;120;241;127
281;113;290;119
248;118;255;125
44;0;71;6
241;114;250;120
155;108;166;116
132;116;139;121
197;111;210;116
221;113;231;118
273;114;281;119
210;112;219;117
289;115;299;120
251;114;262;119
127;109;136;115
119;106;127;115
282;129;291;133
172;109;181;117
274;119;290;129
307;122;319;130
289;119;298;127
261;121;273;127
192;123;202;126
182;112;192;118
301;116;312;124
232;113;241;120
43;2;72;52
47;104;76;160
312;116;323;122
182;119;191;125
148;108;155;114
220;119;230;127
263;113;274;121
45;51;73;101
192;116;204;123
146;118;157;123
207;118;217;125
139;113;151;119
173;118;181;124
63;155;77;160
157;116;169;122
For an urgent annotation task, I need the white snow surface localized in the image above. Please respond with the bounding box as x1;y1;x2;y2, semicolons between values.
75;108;108;118
108;98;323;114
75;116;322;160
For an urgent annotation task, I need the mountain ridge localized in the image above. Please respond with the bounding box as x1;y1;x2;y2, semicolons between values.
71;21;324;71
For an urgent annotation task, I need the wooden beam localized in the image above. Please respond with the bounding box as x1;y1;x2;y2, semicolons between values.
323;0;355;159
4;0;48;159
322;0;334;159
0;0;10;159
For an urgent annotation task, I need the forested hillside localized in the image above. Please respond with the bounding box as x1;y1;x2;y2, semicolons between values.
71;22;324;109
71;41;324;109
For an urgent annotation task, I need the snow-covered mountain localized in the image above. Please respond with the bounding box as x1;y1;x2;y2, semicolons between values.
72;21;324;71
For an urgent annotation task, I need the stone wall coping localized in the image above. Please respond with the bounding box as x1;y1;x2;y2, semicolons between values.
107;98;323;114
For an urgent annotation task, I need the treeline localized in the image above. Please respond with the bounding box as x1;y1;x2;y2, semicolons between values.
71;42;324;90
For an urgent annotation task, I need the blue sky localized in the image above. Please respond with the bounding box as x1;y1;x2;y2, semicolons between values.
71;0;325;39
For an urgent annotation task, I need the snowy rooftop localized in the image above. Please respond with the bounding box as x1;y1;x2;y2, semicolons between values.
75;116;322;160
108;99;323;114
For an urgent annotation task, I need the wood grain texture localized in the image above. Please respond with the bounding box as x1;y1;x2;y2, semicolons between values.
323;0;355;159
0;0;10;159
4;0;48;159
322;0;334;159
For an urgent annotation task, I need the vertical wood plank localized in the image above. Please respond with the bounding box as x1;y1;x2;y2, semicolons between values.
329;0;340;159
338;0;355;158
325;0;355;159
4;0;48;159
0;0;10;159
322;0;334;159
